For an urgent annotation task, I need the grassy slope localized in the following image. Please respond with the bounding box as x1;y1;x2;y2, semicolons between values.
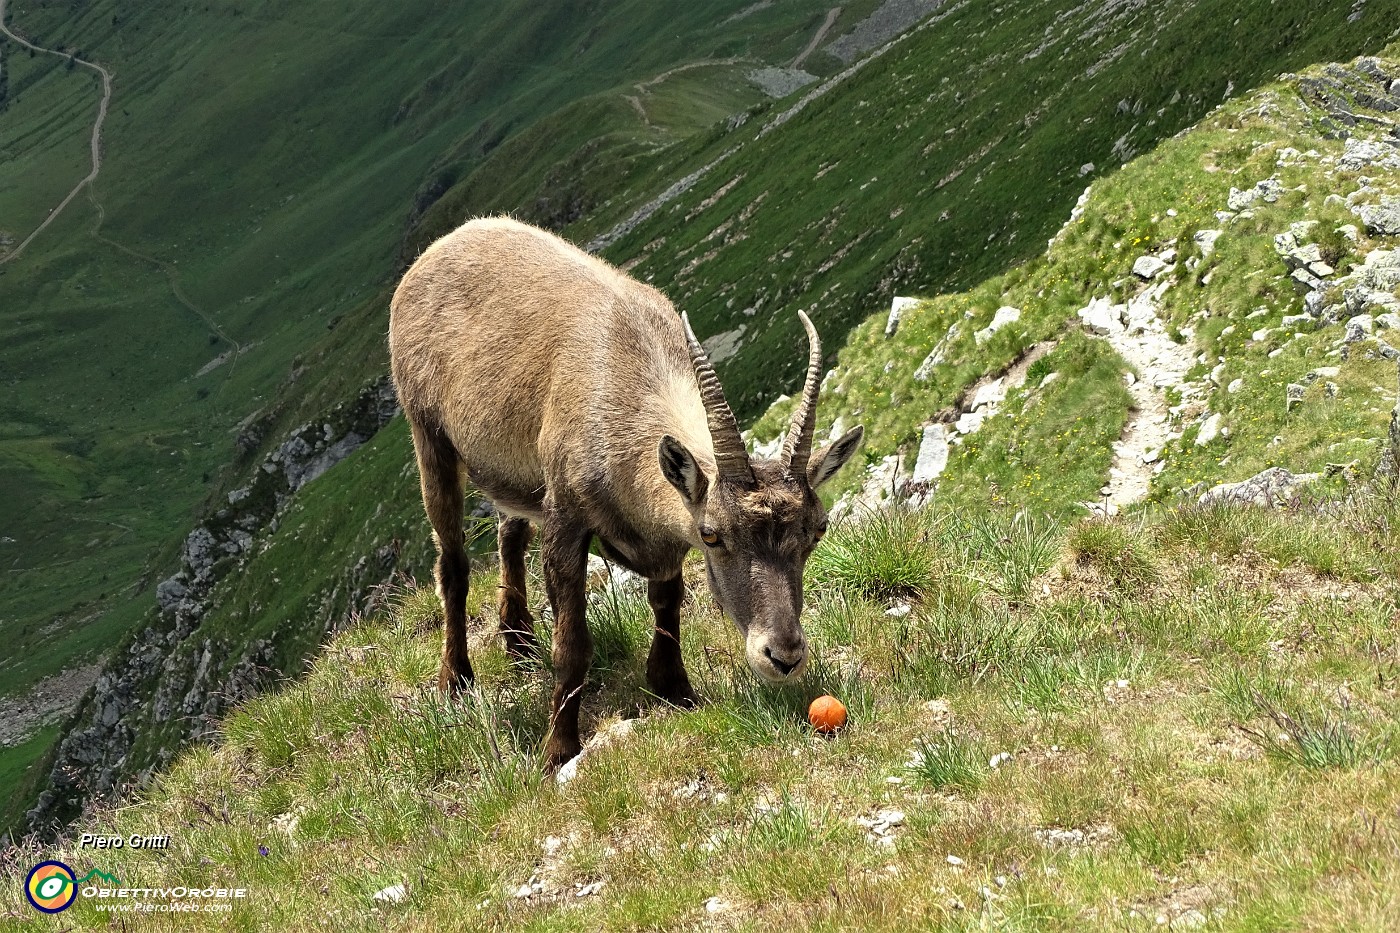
570;0;1400;422
7;40;1400;929
0;0;833;822
747;50;1400;515
5;0;1400;878
4;499;1398;930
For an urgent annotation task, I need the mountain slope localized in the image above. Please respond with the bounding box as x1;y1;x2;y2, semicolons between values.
7;0;1400;839
0;0;838;831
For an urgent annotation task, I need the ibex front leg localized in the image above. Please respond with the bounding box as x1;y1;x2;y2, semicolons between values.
541;508;593;769
647;573;697;707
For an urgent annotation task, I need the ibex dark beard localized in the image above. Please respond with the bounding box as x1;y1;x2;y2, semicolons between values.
389;217;864;769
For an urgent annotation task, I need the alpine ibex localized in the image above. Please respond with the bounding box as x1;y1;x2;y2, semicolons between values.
389;217;863;767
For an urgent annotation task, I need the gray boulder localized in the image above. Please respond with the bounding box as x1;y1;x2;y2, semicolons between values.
1358;196;1400;235
1132;255;1170;280
1198;467;1321;508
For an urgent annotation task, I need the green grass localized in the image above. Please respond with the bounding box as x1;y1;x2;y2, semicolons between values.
7;496;1400;928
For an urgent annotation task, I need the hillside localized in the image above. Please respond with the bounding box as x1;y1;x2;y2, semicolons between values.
0;0;845;831
5;37;1400;929
5;501;1398;929
4;0;1400;852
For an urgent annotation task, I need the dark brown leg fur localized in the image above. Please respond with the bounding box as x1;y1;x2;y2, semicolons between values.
497;516;538;661
540;505;593;769
408;414;474;692
646;573;697;707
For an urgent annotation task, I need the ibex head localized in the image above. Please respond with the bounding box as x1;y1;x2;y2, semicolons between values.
659;312;864;683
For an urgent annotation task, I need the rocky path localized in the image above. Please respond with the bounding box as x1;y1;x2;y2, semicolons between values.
0;0;113;264
791;7;841;69
1078;291;1198;509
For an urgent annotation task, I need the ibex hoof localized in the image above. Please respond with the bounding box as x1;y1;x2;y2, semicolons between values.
436;663;474;694
543;737;582;773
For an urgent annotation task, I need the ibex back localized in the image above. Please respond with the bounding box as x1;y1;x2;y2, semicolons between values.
389;217;864;768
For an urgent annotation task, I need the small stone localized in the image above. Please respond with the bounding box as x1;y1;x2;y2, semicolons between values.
373;883;408;905
1357;196;1400;236
989;752;1013;769
885;296;920;338
1194;229;1222;255
1286;383;1307;411
1227;378;1244;393
1345;315;1375;343
885;604;912;617
946;855;965;867
974;306;1022;345
1133;255;1170;280
704;896;729;914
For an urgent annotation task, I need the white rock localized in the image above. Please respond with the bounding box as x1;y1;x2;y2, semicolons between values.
1196;413;1222;446
704;897;729;914
1194;229;1222;256
1133;255;1170;280
373;883;408;905
1227;378;1244;393
946;855;965;867
911;424;949;484
886;296;920;338
1078;296;1125;335
970;377;1007;410
955;410;987;435
885;604;912;618
974;306;1021;345
989;752;1013;769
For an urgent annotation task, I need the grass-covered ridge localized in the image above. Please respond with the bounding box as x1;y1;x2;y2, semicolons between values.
5;498;1399;929
749;49;1400;518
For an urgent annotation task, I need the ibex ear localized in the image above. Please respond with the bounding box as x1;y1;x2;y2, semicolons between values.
807;425;864;489
659;435;709;504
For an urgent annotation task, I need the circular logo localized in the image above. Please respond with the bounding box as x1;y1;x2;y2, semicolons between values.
25;861;77;913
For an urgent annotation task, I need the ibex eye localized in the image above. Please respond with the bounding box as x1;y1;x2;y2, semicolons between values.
699;525;721;548
815;520;829;542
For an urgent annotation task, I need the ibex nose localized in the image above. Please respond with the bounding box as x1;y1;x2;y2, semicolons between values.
756;635;807;682
764;644;803;677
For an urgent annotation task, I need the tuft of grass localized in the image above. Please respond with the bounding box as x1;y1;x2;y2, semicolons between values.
1238;694;1388;770
906;729;987;792
807;506;942;600
1066;517;1160;587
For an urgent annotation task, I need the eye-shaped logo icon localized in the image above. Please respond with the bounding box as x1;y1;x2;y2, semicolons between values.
25;861;77;913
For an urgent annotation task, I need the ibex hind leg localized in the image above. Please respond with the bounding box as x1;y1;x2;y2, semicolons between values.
407;413;474;692
497;516;540;662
